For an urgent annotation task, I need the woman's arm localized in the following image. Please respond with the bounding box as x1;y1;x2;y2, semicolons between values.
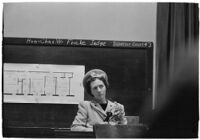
118;105;128;125
71;101;93;132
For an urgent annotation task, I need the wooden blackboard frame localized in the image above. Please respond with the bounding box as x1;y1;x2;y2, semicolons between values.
3;37;153;129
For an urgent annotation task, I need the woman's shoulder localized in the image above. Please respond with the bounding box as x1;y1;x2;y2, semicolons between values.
79;100;91;107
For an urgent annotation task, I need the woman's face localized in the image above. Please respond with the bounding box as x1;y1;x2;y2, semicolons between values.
90;78;107;103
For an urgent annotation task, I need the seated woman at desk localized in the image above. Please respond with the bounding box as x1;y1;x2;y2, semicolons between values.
71;69;127;132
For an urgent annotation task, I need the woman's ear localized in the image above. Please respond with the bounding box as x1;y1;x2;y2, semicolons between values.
89;88;94;97
90;92;94;97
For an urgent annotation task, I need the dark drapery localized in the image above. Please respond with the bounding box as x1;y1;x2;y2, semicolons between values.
156;2;198;98
156;3;199;107
150;3;199;138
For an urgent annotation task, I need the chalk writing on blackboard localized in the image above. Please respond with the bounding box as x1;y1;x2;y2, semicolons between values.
3;63;85;104
113;41;151;48
22;38;153;48
26;38;108;47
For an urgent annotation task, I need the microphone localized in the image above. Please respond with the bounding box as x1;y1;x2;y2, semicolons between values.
104;112;112;122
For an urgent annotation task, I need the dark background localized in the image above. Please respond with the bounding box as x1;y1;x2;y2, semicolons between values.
3;39;153;129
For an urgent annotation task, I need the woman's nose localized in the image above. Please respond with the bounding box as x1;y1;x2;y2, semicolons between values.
97;87;101;92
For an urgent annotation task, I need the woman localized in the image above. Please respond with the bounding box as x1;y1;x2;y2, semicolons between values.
71;69;127;132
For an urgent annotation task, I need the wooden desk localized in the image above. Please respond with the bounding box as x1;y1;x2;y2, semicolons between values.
4;124;148;138
3;126;95;138
94;124;149;138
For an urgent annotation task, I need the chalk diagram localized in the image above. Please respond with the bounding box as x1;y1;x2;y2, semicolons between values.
3;63;85;104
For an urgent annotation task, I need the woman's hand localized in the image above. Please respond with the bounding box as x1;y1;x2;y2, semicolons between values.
108;102;125;123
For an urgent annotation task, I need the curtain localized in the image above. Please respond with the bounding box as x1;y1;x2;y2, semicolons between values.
148;3;199;137
155;3;199;108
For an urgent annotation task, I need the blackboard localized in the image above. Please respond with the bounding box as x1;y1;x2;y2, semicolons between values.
3;37;153;128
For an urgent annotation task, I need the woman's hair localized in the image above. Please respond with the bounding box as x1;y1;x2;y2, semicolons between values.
83;69;109;97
